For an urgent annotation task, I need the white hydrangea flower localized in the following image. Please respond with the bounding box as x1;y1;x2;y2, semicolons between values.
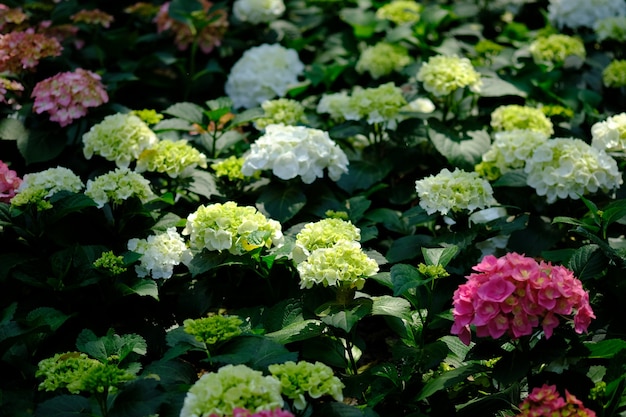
292;218;361;264
591;112;626;155
241;124;349;184
355;42;411;79
85;167;155;208
17;166;84;198
225;43;304;109
524;138;623;203
416;55;482;97
233;0;285;24
415;168;498;216
127;228;192;279
548;0;626;29
316;91;351;121
479;129;551;177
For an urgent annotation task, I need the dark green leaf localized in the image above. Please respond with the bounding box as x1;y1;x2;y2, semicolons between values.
152;119;194;132
336;160;393;194
17;130;65;164
26;307;71;332
188;169;219;200
584;339;626;359
390;264;424;296
422;246;459;267
117;278;159;300
167;0;202;25
493;170;527;187
163;102;204;124
264;319;326;344
370;296;411;319
256;185;306;223
210;335;297;370
364;208;410;234
386;235;433;263
567;244;607;281
318;300;373;333
142;359;197;386
417;363;488;401
187;251;230;277
35;395;91;417
109;379;162;417
230;107;264;127
428;128;491;171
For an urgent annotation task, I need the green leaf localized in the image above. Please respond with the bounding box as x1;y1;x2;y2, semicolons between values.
386;235;433;263
188;169;219;200
76;329;147;364
346;196;372;223
371;295;411;319
584;339;626;359
142;359;197;386
167;0;202;25
428;127;491;171
336;160;393;194
0;118;28;141
318;300;373;333
151;118;194;132
109;379;162;417
319;402;374;416
35;395;91;417
478;73;527;97
422;246;459;267
26;307;71;332
256;184;306;223
229;107;264;127
264;319;326;344
389;264;425;296
186;251;230;277
163;102;204;124
17;130;65;164
117;278;159;300
567;244;606;281
492;169;528;187
48;192;98;221
364;208;411;234
210;336;297;370
601;199;626;237
417;363;488;401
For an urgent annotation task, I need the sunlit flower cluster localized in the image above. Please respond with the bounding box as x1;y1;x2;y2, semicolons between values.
268;361;344;410
183;314;243;345
233;0;286;24
416;55;482;97
595;16;626;42
415;168;498;216
524;138;622;203
225;43;304;109
183;201;284;254
602;59;626;88
85;167;154;208
490;105;554;136
254;98;307;129
93;251;127;276
591;112;626;154
0;30;62;73
82;113;159;168
131;109;164;125
136;139;207;177
356;42;411;79
31;68;109;127
292;218;361;263
548;0;626;29
0;76;23;105
451;252;595;345
70;9;114;28
11;167;84;209
179;364;284;417
516;384;597;417
241;124;349;184
0;160;21;203
529;34;586;68
212;156;253;181
375;0;422;25
127;228;192;279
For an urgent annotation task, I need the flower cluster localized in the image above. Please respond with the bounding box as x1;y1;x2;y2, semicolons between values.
416;55;482;97
183;201;284;254
529;34;586;68
591;112;626;154
70;9;114;28
241;124;349;184
85;167;154;208
415;168;498;216
31;68;109;127
0;5;28;32
229;409;294;417
595;16;626;42
233;0;286;24
82;113;159;168
0;76;23;105
179;364;284;417
524;138;622;203
212;156;253;181
451;252;595;345
93;251;127;276
268;361;344;410
0;160;21;203
183;314;243;345
356;42;411;79
375;0;422;25
154;0;228;54
490;105;554;136
603;59;626;88
254;98;307;130
131;109;163;125
225;43;304;109
127;228;192;279
516;384;597;417
292;218;361;263
548;0;626;29
0;30;62;73
136;139;207;177
11;166;84;209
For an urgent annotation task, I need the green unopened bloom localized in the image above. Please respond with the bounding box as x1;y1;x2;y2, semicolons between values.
93;251;127;275
418;263;449;280
375;0;421;25
529;34;586;68
417;55;482;97
127;227;192;279
131;109;164;125
183;314;243;345
356;42;411;79
268;361;344;410
212;156;250;181
254;98;307;129
292;218;361;264
85;167;154;208
136;139;207;178
603;60;626;88
11;166;84;209
595;16;626;42
490;105;554;136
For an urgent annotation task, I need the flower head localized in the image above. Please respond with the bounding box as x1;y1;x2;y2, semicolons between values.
183;314;243;345
11;167;84;209
127;228;192;279
591;113;626;154
416;55;482;97
292;218;361;264
490;105;554;136
93;251;127;276
375;0;422;25
32;68;109;127
231;408;294;417
603;59;626;88
451;253;595;345
131;109;164;125
0;160;21;203
0;76;24;105
225;43;304;109
136;139;207;177
595;16;626;42
254;98;308;130
524;138;622;203
241;124;349;184
415;168;498;216
529;34;586;68
233;0;286;24
85;167;154;208
82;113;159;168
0;6;28;32
0;30;62;73
548;0;626;29
356;42;411;79
212;156;255;181
70;9;114;28
516;384;597;417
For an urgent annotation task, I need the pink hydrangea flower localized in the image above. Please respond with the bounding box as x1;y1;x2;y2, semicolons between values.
0;161;22;203
0;29;62;74
31;68;109;127
70;9;114;28
451;252;595;345
516;384;596;417
0;76;24;105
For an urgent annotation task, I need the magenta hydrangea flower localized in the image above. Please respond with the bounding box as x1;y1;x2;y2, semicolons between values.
516;384;597;417
451;252;595;345
0;29;62;74
31;68;108;127
0;160;22;203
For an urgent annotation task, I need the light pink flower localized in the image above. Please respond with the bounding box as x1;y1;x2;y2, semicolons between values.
71;9;114;28
0;160;21;203
0;29;62;74
516;384;596;417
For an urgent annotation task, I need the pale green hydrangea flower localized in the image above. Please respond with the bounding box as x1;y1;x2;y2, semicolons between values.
476;129;550;180
183;314;243;345
131;109;164;125
233;0;285;24
241;124;349;184
490;105;554;136
595;16;626;42
183;201;284;254
127;227;192;279
254;98;307;129
297;240;379;290
268;361;344;410
292;218;361;264
316;91;351;121
11;166;84;208
93;251;127;276
82;113;158;168
529;34;586;68
375;0;422;25
524;138;623;203
179;364;284;417
211;155;252;181
136;139;208;178
85;167;154;208
591;113;626;154
415;168;498;216
416;55;482;97
356;42;411;79
603;60;626;88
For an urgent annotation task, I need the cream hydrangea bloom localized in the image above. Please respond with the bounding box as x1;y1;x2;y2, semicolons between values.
241;124;349;184
603;60;626;88
595;16;626;42
591;113;626;154
292;218;361;263
11;166;84;208
233;0;285;24
82;113;158;168
548;0;626;29
375;0;422;25
316;91;351;121
135;139;207;178
85;167;154;208
356;42;411;79
127;228;192;279
416;55;482;97
254;98;307;129
225;43;304;109
529;34;586;68
490;105;554;136
524;138;623;203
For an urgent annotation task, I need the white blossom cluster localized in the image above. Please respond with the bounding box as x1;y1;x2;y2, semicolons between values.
127;228;192;279
591;112;626;155
548;0;626;30
85;167;154;208
233;0;285;24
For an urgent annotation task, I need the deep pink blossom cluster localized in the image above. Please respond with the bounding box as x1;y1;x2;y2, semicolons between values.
209;408;294;417
451;252;595;345
516;384;596;417
0;160;21;203
31;68;109;127
0;29;62;73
